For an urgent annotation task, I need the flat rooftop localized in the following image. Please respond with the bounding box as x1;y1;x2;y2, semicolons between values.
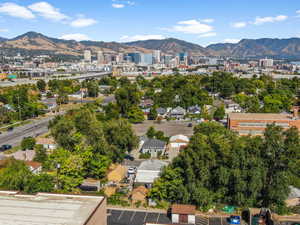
228;113;297;121
0;191;105;225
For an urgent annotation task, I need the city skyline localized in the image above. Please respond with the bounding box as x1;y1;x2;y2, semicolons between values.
0;0;299;46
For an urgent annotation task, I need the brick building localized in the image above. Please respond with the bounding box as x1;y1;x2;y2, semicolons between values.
228;109;300;136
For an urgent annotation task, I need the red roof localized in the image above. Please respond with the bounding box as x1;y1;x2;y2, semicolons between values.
172;204;196;215
25;161;42;169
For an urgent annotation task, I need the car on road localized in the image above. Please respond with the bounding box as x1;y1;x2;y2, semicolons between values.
7;127;14;132
228;216;241;225
0;144;12;152
124;154;134;161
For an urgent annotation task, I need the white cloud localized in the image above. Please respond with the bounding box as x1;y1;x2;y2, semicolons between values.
120;34;166;42
168;19;214;34
223;38;240;43
60;33;90;41
232;22;247;28
28;1;69;21
198;32;217;38
112;3;125;8
296;10;300;14
70;18;97;28
0;28;8;32
0;2;35;19
253;15;287;25
201;18;214;23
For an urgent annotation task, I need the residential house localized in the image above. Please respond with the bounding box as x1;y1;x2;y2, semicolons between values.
171;204;196;224
25;161;42;174
156;107;168;118
135;160;168;187
139;99;154;109
170;106;186;119
169;135;189;149
68;89;87;99
141;138;166;158
188;105;201;115
167;135;190;161
131;186;148;204
36;137;57;151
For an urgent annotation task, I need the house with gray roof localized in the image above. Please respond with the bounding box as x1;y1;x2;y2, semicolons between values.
141;138;166;158
170;106;186;119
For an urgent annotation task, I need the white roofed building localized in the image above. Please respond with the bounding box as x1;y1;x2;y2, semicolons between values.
135;160;168;187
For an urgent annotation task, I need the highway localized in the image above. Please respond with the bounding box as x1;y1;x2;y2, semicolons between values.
0;116;54;147
0;72;111;87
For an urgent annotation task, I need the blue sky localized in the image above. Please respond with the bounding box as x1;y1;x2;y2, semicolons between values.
0;0;299;46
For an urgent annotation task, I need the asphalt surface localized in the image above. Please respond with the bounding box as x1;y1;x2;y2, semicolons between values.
107;209;229;225
107;209;172;225
0;116;54;147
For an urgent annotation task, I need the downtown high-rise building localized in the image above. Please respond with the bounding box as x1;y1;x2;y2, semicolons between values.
153;50;161;64
97;51;105;64
84;50;92;63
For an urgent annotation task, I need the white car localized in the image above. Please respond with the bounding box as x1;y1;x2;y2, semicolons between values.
127;167;136;174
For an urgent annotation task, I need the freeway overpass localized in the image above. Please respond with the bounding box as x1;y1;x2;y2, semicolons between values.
0;72;111;87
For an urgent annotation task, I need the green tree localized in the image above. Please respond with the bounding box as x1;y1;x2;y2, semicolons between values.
0;159;31;191
21;137;36;150
24;173;54;193
87;80;99;97
37;80;46;92
213;105;225;121
34;144;48;163
148;106;158;120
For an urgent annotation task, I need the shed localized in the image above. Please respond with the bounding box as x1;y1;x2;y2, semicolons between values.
80;178;101;192
36;137;57;150
171;204;196;224
25;161;42;174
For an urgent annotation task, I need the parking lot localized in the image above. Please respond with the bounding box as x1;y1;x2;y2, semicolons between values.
107;209;229;225
107;209;172;225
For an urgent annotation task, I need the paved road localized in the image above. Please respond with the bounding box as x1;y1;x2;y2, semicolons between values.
0;72;110;87
0;116;54;147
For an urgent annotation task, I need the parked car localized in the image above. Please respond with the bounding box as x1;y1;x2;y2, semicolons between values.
127;167;136;174
228;216;241;225
7;127;14;132
188;123;193;127
124;154;134;161
0;144;12;152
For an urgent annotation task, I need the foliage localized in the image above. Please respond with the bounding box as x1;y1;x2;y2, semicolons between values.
34;144;48;164
37;80;46;92
149;122;300;209
21;137;36;150
213;105;225;121
0;158;54;193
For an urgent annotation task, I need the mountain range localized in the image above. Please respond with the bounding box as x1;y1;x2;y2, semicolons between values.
1;31;300;59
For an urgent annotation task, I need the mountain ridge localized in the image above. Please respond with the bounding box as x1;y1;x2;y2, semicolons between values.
1;31;300;59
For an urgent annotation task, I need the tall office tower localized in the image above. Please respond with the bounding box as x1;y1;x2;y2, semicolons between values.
97;51;105;64
116;53;124;64
140;53;153;65
84;50;92;63
178;52;188;66
153;50;161;63
259;58;274;68
127;52;141;64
